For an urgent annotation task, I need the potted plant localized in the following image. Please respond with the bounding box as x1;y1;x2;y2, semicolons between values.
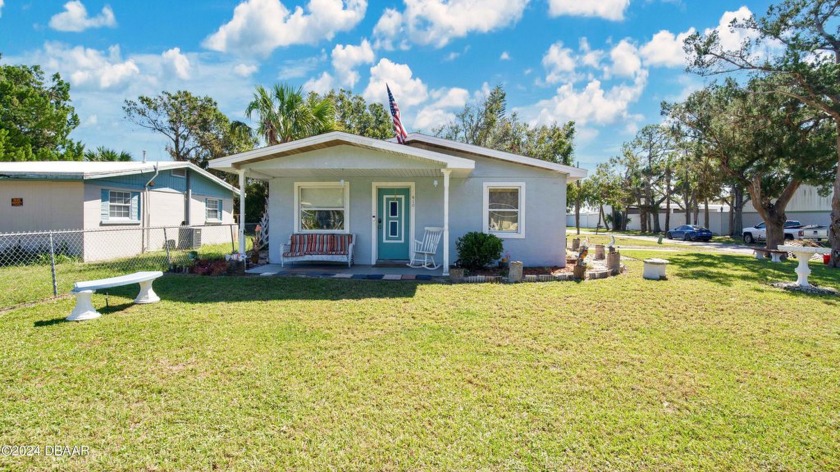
449;260;466;280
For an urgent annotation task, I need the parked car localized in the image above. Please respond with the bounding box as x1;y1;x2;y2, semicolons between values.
666;225;713;242
799;224;829;241
742;221;804;244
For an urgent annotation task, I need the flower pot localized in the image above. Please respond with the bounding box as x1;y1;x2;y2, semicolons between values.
449;267;466;280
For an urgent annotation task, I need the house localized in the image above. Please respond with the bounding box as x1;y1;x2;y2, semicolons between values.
0;161;237;261
209;132;587;274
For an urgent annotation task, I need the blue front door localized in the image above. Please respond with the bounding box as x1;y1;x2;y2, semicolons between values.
377;187;410;261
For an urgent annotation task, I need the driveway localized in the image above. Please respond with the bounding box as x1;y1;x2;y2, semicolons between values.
577;231;757;256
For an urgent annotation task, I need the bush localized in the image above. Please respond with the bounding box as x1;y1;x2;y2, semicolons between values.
456;232;504;270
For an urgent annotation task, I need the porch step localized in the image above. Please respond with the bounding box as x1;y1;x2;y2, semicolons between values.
374;260;410;267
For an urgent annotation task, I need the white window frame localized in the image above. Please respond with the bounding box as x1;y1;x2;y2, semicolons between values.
294;182;350;233
205;198;223;223
482;182;525;239
108;190;134;221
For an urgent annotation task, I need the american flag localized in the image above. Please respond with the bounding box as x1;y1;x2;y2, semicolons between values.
387;84;409;144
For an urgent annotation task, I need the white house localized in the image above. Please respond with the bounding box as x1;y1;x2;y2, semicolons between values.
0;161;237;261
210;132;587;274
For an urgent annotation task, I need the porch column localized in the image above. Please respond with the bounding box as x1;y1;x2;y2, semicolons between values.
238;169;247;257
442;169;451;276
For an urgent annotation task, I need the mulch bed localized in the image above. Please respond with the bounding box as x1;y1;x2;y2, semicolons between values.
466;266;573;277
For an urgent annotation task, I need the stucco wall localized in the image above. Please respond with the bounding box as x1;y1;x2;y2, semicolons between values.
266;154;568;267
0;181;84;232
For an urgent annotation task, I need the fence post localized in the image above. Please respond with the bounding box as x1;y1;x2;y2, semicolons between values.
163;227;172;269
230;224;236;254
48;232;58;297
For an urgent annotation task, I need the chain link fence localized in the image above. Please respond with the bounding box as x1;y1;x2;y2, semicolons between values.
0;224;239;309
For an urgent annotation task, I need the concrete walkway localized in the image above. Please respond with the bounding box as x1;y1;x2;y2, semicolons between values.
246;263;444;280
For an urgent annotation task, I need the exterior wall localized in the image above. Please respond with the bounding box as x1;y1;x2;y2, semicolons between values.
267;154;568;267
83;173;234;262
0;181;84;232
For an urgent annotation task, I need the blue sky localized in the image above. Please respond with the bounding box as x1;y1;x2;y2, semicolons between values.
0;0;774;168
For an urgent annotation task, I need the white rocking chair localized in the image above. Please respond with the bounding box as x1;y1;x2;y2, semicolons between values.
407;226;444;270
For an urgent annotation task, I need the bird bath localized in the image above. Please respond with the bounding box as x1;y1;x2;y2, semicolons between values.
777;245;831;288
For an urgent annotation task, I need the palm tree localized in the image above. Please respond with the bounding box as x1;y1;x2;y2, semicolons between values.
245;83;335;145
84;146;132;161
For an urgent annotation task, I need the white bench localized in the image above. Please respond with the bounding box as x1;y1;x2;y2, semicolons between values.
67;271;163;321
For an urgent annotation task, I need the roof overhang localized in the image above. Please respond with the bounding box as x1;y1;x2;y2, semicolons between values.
209;131;475;179
393;133;588;181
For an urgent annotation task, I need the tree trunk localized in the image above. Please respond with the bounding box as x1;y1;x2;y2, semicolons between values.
574;197;581;236
732;186;747;237
600;204;610;231
651;206;662;233
703;199;710;229
747;177;801;250
830;125;840;268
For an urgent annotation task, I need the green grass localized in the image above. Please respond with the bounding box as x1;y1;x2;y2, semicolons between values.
569;230;745;247
1;249;839;470
0;242;246;309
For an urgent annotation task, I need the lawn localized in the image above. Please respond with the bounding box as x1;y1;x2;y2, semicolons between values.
0;241;247;309
567;230;744;247
1;249;839;470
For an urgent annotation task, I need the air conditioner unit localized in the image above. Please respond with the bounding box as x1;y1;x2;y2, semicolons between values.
177;228;202;249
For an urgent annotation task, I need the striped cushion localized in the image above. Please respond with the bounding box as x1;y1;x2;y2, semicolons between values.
284;233;352;257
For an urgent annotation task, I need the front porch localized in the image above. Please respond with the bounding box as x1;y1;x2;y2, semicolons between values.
246;263;445;280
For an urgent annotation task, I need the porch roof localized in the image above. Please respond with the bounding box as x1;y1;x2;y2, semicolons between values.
209;131;475;179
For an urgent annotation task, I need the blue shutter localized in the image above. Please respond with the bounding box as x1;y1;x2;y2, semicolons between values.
100;189;110;222
131;192;140;222
205;198;209;221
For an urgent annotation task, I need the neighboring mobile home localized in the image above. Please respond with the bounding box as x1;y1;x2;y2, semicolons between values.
0;161;236;261
210;132;586;274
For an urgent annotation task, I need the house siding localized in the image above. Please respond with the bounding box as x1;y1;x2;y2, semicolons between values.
0;180;84;232
267;152;568;267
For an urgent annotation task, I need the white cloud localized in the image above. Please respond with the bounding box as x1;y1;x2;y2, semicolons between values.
203;0;367;57
49;1;117;32
277;55;324;79
710;6;754;51
578;38;604;69
547;0;630;21
640;28;695;67
542;42;576;84
331;39;374;87
609;39;641;77
373;0;528;49
362;58;428;108
303;71;336;94
500;51;511;61
522;70;648;127
0;0;5;18
233;63;259;77
414;87;469;130
33;42;139;89
162;48;191;80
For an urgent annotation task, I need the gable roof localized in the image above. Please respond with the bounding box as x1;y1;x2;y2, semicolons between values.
0;161;237;193
398;133;587;180
208;131;476;176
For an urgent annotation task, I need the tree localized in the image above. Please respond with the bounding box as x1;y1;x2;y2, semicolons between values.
0;58;83;161
666;77;836;249
245;83;336;145
84;146;132;161
685;0;840;263
435;85;576;165
321;89;396;139
123;90;254;168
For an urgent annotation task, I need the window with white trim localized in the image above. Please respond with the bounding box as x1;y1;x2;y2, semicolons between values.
295;183;349;232
172;168;187;178
109;191;132;219
483;183;525;238
206;198;222;222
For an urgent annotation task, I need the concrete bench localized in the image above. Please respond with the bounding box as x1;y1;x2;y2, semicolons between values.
67;271;163;321
643;258;669;280
753;248;788;263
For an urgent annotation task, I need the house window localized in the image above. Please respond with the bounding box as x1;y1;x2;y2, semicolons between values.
109;191;132;219
483;183;525;239
206;198;223;222
295;182;349;232
101;189;140;224
172;168;187;178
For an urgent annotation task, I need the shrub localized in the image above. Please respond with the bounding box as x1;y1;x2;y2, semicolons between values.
456;232;504;270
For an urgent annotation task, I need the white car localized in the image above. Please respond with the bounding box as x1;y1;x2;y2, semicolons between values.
742;221;804;244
